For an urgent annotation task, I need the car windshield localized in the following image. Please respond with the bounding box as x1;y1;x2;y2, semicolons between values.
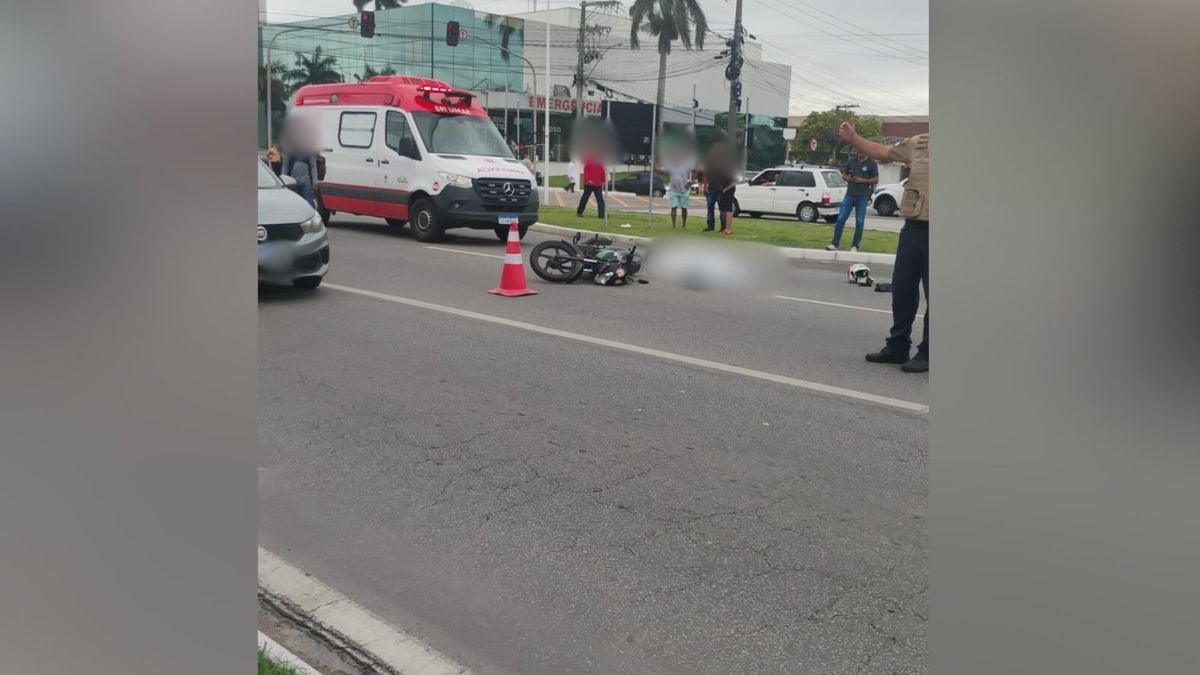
410;112;512;158
823;171;847;187
257;160;281;189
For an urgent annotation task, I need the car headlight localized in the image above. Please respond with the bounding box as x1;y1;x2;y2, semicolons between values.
300;213;324;234
438;172;473;188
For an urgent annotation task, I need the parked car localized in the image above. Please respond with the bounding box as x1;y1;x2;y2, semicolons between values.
872;178;907;217
612;171;666;197
258;159;330;290
732;166;848;223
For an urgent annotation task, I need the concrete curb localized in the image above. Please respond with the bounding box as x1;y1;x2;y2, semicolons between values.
259;631;323;675
258;547;470;675
529;222;897;266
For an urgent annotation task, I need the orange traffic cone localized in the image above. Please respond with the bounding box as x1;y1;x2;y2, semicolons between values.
488;220;537;297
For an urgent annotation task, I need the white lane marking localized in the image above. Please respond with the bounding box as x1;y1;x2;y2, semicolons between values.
775;294;926;318
259;547;469;675
324;283;928;414
425;246;504;259
258;631;322;675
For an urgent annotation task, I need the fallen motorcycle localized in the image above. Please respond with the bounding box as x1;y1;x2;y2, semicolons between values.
529;232;645;285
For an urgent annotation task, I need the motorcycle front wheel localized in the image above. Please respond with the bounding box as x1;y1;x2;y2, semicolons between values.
530;241;585;283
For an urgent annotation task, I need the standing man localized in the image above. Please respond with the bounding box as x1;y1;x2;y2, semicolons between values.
826;148;879;252
576;154;607;219
658;159;694;229
566;157;580;193
701;145;722;232
838;122;929;373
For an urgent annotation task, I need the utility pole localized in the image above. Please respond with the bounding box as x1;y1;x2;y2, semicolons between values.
743;96;750;170
576;1;619;119
692;83;697;128
725;0;744;144
831;103;859;163
576;2;588;118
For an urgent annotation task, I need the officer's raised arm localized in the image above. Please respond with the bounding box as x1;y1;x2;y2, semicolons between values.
837;121;894;163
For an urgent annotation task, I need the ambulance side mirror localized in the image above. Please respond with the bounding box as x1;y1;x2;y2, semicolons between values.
396;137;421;161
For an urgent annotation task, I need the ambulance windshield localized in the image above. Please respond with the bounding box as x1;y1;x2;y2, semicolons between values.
411;112;512;158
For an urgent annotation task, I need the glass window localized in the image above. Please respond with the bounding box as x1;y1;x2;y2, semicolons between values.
823;171;847;187
751;170;780;186
797;171;818;188
339;111;376;149
410;112;511;157
385;111;412;152
257;160;281;189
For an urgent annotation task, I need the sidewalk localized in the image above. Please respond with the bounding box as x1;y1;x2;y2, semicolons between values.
538;186;902;234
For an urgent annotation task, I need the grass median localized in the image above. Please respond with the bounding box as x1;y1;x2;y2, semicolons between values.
534;205;900;254
258;646;304;675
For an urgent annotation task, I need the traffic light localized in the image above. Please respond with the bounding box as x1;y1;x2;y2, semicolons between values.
446;21;460;47
359;11;375;38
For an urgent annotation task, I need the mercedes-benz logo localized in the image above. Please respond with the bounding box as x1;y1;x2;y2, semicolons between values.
502;182;515;196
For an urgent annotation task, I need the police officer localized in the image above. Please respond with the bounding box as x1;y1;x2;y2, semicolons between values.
838;122;929;373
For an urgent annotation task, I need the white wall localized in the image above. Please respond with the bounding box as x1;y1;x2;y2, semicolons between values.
513;9;791;119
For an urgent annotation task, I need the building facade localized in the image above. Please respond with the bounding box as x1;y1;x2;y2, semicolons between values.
260;3;793;168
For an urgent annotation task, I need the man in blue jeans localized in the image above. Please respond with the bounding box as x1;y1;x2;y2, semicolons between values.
827;149;879;252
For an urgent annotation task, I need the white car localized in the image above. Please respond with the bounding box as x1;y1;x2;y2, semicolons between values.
872;178;907;217
732;166;849;223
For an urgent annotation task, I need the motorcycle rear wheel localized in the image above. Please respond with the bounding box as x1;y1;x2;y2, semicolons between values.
530;241;585;283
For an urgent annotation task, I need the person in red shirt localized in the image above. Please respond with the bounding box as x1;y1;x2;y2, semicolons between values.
575;156;607;218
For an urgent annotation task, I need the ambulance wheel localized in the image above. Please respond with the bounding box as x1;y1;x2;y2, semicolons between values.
316;195;331;224
494;226;529;241
409;198;443;242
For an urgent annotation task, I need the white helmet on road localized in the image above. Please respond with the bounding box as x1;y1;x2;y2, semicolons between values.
846;263;873;287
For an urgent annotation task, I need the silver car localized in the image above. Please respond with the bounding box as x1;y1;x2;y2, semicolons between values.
257;159;329;289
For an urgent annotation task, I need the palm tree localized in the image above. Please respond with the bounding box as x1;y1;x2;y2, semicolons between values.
354;63;397;82
259;60;291;111
628;0;708;141
259;60;291;141
483;14;521;62
286;46;344;88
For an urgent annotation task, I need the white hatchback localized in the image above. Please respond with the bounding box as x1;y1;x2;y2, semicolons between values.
733;166;849;223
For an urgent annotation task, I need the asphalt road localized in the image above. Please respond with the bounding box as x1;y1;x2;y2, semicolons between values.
542;187;903;233
258;216;928;674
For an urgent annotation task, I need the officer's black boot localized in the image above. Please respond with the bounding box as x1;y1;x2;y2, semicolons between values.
865;344;910;364
900;352;928;373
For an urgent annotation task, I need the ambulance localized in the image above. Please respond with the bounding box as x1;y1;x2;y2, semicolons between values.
292;76;539;242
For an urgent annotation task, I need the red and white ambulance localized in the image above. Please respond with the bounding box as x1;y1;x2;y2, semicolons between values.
293;76;539;242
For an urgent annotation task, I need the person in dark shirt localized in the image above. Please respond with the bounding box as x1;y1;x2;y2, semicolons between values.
826;150;879;252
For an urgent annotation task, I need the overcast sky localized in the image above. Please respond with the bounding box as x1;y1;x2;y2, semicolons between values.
264;0;928;116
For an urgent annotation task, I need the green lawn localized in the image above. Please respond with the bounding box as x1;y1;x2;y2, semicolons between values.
535;206;899;254
258;646;304;675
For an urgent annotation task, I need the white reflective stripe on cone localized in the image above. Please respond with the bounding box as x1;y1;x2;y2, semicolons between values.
507;231;521;242
505;253;524;264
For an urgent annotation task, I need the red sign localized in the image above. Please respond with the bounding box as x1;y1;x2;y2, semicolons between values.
527;96;604;115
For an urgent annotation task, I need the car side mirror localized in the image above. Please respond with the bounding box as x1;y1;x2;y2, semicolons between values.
396;137;421;161
280;174;298;189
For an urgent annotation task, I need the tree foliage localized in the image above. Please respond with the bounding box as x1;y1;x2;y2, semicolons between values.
286;46;344;88
354;63;397;82
788;109;883;163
